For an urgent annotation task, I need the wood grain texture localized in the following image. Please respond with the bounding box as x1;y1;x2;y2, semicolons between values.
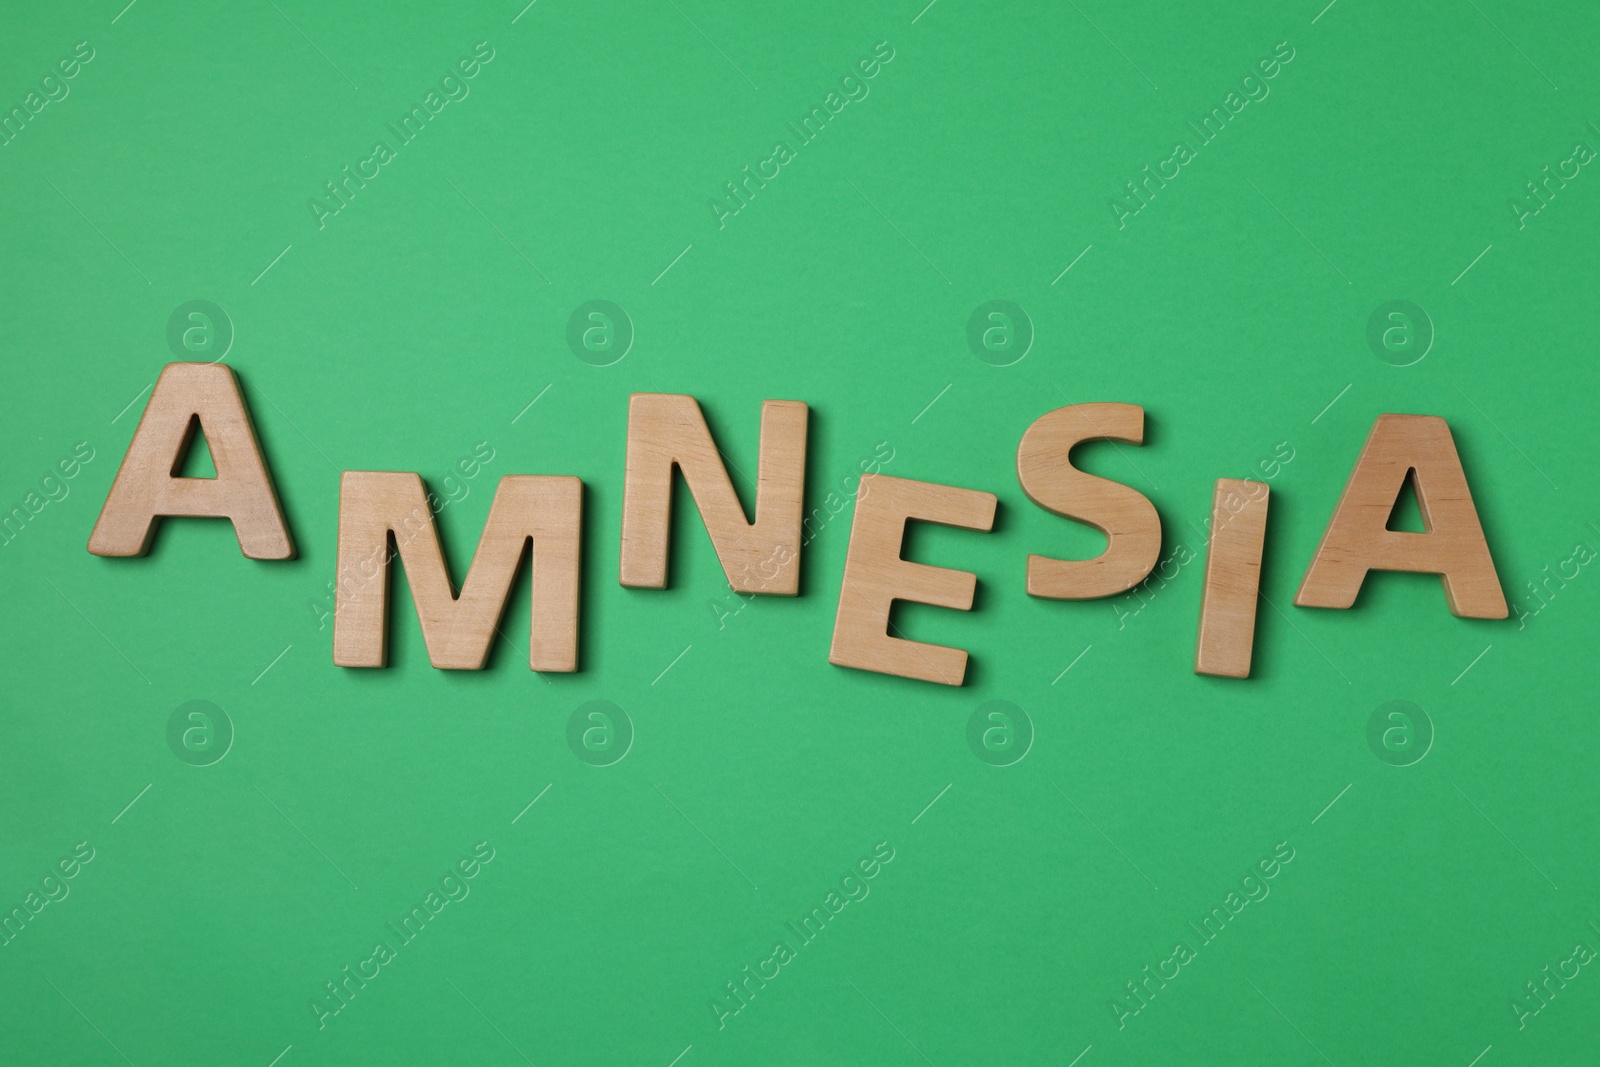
1194;479;1270;679
334;472;582;671
1295;413;1507;618
620;393;808;595
88;362;294;559
829;473;997;686
1016;402;1160;599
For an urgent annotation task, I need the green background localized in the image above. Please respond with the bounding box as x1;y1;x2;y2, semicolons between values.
2;0;1597;1063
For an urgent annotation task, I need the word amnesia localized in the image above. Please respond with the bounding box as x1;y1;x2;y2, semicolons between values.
86;363;1510;685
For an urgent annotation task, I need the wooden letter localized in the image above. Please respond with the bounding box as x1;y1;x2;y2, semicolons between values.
88;362;293;559
829;474;997;686
334;472;582;671
1194;479;1270;678
620;393;808;594
1016;403;1160;599
1295;414;1506;618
